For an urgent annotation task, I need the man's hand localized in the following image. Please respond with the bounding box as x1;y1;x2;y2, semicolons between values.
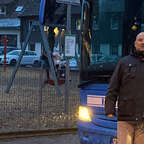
107;114;115;118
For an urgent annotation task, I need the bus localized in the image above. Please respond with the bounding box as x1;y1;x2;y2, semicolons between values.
78;0;143;143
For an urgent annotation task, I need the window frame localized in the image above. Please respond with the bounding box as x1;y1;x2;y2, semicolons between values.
110;15;119;30
0;6;6;15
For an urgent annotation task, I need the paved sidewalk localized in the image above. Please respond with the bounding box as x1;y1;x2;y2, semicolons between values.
0;134;80;144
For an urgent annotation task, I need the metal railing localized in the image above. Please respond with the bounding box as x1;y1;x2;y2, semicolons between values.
0;66;80;134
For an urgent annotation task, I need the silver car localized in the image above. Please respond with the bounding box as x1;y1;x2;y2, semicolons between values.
0;50;40;66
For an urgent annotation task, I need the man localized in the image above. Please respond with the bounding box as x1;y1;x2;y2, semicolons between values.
105;32;144;144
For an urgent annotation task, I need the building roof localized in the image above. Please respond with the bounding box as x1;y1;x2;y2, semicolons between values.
1;0;80;19
16;0;80;16
14;0;40;17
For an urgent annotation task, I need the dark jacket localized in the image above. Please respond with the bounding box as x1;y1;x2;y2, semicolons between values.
105;52;144;121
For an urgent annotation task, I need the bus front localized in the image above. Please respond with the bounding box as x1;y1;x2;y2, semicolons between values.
78;0;127;143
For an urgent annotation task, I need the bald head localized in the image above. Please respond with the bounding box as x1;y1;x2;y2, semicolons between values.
136;32;144;40
134;32;144;51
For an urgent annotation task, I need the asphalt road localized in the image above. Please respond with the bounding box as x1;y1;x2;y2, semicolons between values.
0;134;80;144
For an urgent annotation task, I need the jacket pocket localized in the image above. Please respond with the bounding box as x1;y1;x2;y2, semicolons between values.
118;99;135;116
123;64;137;81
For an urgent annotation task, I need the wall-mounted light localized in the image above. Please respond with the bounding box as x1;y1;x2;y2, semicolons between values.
54;27;59;36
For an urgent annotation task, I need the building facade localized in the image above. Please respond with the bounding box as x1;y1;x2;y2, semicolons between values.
0;0;81;56
0;0;21;49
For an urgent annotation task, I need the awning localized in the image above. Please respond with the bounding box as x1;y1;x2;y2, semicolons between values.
0;18;20;27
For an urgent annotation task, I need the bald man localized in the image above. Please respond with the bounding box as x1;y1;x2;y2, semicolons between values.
105;32;144;144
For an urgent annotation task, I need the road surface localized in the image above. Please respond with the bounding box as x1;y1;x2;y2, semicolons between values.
0;134;80;144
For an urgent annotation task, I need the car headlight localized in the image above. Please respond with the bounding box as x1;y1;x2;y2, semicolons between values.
6;57;9;60
79;106;92;122
2;57;9;60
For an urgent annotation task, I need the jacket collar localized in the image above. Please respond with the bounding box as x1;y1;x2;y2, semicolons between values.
130;50;144;61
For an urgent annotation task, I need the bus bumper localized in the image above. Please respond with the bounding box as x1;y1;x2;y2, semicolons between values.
78;120;117;144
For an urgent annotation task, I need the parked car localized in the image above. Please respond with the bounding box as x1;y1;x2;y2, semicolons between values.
0;47;18;55
0;50;40;66
90;55;121;73
97;55;120;63
60;58;78;70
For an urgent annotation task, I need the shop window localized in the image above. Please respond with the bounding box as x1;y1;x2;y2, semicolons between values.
110;44;118;55
93;16;99;30
0;6;6;15
111;15;119;30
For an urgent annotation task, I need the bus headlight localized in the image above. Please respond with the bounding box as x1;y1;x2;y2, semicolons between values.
79;106;92;122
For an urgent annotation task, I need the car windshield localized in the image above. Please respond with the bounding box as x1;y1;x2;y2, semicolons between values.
8;51;20;55
96;55;120;63
0;48;18;55
28;51;37;55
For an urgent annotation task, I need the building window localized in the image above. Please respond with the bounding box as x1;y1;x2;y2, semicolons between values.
92;43;100;54
110;15;119;30
0;35;17;47
0;6;6;15
91;43;101;63
110;44;118;55
141;24;144;31
15;6;23;12
93;16;99;30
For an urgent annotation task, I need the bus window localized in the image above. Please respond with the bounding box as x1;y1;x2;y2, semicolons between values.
80;0;124;82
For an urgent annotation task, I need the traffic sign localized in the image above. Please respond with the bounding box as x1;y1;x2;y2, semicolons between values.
64;34;76;58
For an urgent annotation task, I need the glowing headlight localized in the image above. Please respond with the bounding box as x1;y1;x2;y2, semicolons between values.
79;106;92;122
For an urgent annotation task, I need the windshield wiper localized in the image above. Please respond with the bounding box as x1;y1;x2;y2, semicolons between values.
78;75;111;88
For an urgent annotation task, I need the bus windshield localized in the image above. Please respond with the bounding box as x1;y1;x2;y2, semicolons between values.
80;0;125;82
